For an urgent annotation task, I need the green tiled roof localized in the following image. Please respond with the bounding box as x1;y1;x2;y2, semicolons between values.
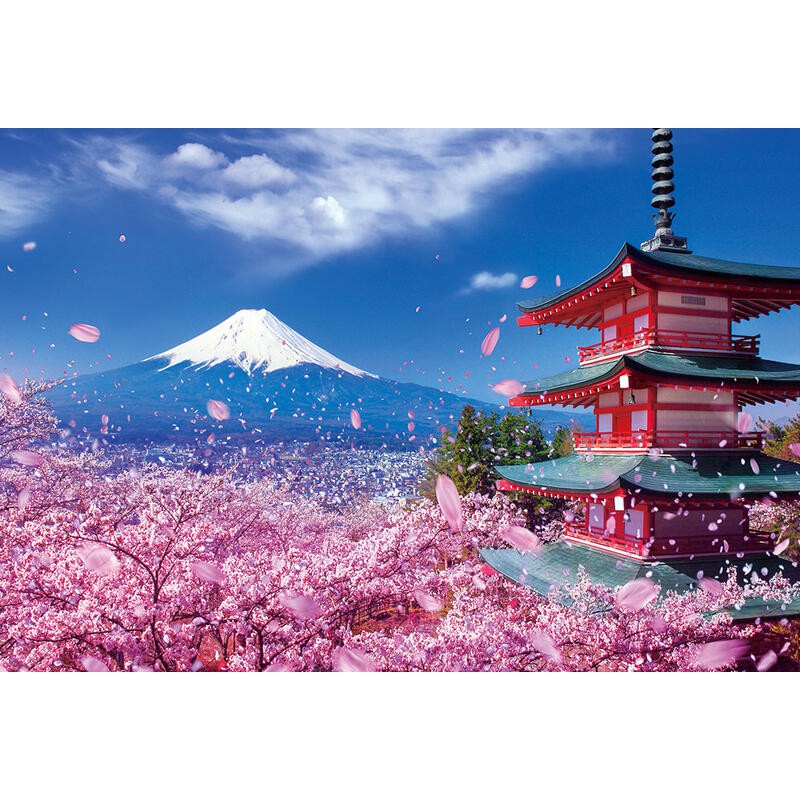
518;242;800;313
497;452;800;497
479;542;800;619
517;351;800;398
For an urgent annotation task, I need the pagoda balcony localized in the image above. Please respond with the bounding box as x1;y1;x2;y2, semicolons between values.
577;328;760;365
573;430;764;451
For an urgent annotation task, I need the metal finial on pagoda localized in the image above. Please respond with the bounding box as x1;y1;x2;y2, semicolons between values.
641;128;690;254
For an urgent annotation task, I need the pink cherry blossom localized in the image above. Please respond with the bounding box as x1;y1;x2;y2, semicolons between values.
491;379;524;398
206;400;230;421
191;561;226;583
413;589;444;613
481;327;500;357
332;646;377;672
693;639;749;670
435;474;462;532
615;578;658;611
350;409;362;429
531;631;562;663
69;323;101;343
500;525;539;553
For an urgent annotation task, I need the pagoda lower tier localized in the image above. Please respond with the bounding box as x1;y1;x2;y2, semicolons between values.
496;451;800;561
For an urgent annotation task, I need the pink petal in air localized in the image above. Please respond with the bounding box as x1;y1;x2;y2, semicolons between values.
413;589;444;613
206;400;230;421
520;275;538;289
69;323;101;343
738;412;753;434
332;646;377;672
773;538;790;556
17;487;30;511
23;241;36;252
191;561;226;583
531;631;562;663
694;639;749;670
501;525;540;553
11;450;43;467
350;408;362;429
615;578;659;611
81;655;109;672
0;374;21;403
78;543;120;577
789;443;800;459
491;379;524;398
756;650;778;672
481;327;500;357
278;591;322;620
435;473;463;532
698;577;724;597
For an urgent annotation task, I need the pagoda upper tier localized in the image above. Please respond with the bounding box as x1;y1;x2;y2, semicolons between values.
518;243;800;337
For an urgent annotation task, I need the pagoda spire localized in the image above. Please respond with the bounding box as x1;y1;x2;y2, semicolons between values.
640;128;691;254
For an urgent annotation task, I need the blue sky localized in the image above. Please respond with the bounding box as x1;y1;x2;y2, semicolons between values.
2;128;800;420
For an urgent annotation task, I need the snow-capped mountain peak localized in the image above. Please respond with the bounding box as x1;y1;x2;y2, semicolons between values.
147;309;377;377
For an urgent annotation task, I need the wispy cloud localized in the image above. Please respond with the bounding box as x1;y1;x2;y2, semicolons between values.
0;170;53;237
460;270;518;294
3;129;615;272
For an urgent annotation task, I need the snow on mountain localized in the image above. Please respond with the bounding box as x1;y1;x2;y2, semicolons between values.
147;308;376;378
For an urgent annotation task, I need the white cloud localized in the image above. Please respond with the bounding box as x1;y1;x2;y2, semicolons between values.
167;142;227;170
0;170;52;237
462;271;518;293
62;128;614;272
222;154;295;189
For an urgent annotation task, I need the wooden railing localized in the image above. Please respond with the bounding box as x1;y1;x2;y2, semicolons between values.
577;328;760;363
564;521;777;559
573;430;764;451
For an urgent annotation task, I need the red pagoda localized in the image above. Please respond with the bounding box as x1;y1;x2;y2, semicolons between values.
495;129;800;562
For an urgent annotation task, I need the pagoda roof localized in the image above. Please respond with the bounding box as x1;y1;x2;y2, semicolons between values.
518;242;800;315
480;542;800;619
514;351;800;405
496;451;800;498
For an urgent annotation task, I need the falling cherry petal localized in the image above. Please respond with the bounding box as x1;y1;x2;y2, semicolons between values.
332;646;377;672
501;525;539;553
435;474;462;532
491;379;524;397
615;578;658;611
480;327;500;357
119;234;126;243
350;409;362;429
78;543;120;577
69;323;101;343
413;589;444;613
694;639;749;669
756;650;778;672
81;655;109;672
749;458;760;475
531;631;562;662
206;400;230;421
789;443;800;459
499;314;507;323
520;275;538;289
0;374;21;403
555;274;561;287
11;450;43;467
738;412;753;434
698;577;724;597
278;591;321;620
773;538;790;556
17;487;30;511
23;241;36;252
191;561;226;583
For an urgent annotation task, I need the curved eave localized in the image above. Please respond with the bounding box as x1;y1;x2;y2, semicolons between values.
517;243;800;326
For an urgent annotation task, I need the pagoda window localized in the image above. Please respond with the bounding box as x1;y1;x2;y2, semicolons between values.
624;508;644;540
602;324;617;343
588;503;605;532
603;302;623;321
626;292;650;313
631;410;648;431
597;413;612;433
633;313;649;333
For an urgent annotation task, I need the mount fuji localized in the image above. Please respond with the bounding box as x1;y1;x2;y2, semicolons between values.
47;309;586;448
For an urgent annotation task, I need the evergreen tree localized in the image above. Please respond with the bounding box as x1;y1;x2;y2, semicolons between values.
550;425;575;458
761;413;800;462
